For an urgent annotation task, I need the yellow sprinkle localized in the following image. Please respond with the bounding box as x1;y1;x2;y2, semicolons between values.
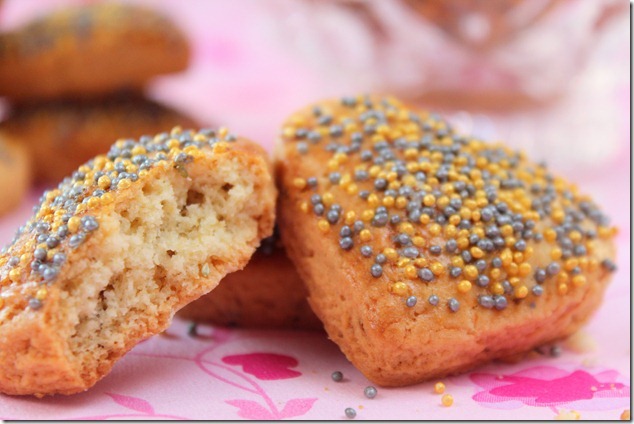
317;219;330;233
131;145;146;156
383;248;398;261
444;224;457;238
565;258;579;271
569;230;582;243
544;228;557;242
87;197;100;209
213;141;229;154
299;201;309;213
470;247;484;259
463;265;478;280
429;223;441;236
457;280;472;293
399;222;415;235
9;268;20;282
491;282;504;295
369;165;381;178
551;209;565;223
101;192;114;205
557;271;569;283
333;152;348;164
397;258;411;268
344;211;356;225
117;178;131;190
97;175;111;190
423;194;436;207
367;194;379;208
457;237;469;250
359;229;372;242
382;196;395;207
68;216;81;233
414;258;428;268
35;287;48;301
412;236;426;247
572;275;586;287
441;394;453;407
293;178;307;190
558;283;569;295
419;214;430;224
361;210;374;222
320;192;333;207
404;265;418;279
515;285;528;299
430;262;445;276
389;282;409;296
167;138;180;149
551;248;562;260
518;263;532;277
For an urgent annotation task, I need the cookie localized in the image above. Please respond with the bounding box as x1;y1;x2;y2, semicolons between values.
0;136;31;216
0;127;276;396
179;228;322;331
0;96;199;183
276;95;618;387
0;3;189;101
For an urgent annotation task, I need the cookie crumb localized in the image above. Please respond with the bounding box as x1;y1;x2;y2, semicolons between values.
555;409;581;420
563;330;597;353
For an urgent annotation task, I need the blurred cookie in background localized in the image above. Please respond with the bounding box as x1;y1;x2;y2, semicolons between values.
0;2;190;102
0;134;30;217
0;96;199;183
179;230;323;331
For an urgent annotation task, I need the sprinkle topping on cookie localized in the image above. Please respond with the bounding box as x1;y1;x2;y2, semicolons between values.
0;127;237;313
281;95;617;312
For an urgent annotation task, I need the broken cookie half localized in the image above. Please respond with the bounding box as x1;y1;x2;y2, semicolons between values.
0;127;276;396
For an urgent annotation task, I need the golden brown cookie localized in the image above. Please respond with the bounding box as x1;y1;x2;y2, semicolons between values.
0;127;276;396
276;95;618;387
0;96;199;183
179;228;322;331
0;3;189;101
0;136;31;216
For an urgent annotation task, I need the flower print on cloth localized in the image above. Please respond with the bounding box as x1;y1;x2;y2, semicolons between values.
219;352;314;419
222;353;302;380
470;365;630;412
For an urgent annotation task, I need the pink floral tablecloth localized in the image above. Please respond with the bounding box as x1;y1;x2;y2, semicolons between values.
0;0;630;420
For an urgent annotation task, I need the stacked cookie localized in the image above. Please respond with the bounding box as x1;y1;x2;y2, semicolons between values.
0;2;197;211
0;94;618;396
184;95;618;385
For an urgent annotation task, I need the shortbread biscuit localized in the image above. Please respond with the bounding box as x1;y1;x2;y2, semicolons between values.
0;3;189;101
0;96;198;183
179;229;322;331
0;127;276;396
276;95;617;387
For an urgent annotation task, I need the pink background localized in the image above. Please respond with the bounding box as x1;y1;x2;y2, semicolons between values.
0;0;630;420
